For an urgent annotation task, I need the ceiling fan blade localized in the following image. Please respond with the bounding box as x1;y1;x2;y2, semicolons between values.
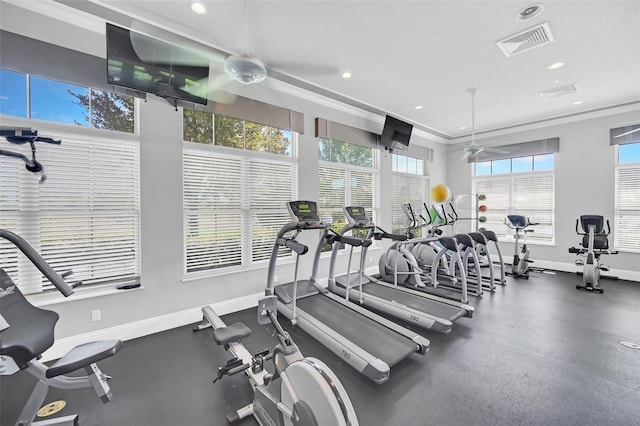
129;29;224;67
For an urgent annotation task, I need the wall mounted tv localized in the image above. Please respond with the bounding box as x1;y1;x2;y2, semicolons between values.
380;115;413;151
106;23;209;105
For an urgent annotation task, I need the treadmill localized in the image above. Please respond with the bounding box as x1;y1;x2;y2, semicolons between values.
267;201;429;385
328;207;473;334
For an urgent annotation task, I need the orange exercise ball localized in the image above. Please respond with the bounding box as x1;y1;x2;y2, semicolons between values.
430;184;451;203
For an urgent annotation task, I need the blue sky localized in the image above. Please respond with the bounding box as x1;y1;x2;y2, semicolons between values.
0;68;88;125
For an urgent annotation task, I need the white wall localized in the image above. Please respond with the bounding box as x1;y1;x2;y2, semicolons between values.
446;109;640;279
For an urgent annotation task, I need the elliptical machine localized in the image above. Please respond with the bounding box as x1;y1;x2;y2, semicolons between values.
569;215;618;293
193;235;358;425
505;215;537;279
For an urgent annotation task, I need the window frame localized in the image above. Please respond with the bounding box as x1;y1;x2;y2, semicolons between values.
472;155;556;245
614;142;640;253
181;116;299;279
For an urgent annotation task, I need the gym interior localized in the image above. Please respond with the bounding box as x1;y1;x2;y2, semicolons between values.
1;1;639;425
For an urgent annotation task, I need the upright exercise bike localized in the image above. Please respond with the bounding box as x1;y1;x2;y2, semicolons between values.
569;215;618;293
505;215;537;279
194;235;358;425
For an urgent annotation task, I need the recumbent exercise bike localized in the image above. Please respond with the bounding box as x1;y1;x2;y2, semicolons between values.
569;215;618;293
193;235;358;425
0;229;122;426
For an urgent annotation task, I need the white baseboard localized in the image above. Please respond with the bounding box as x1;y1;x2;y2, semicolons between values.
42;292;263;362
531;260;640;282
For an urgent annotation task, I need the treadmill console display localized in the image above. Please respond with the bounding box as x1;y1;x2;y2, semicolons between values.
288;201;320;222
344;206;371;225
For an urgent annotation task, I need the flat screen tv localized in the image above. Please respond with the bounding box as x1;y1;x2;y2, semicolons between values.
380;115;413;151
106;23;209;105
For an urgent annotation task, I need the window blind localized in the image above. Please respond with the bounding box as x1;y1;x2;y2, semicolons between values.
318;165;375;234
474;171;554;243
183;147;297;273
615;165;640;252
391;174;428;232
0;132;140;294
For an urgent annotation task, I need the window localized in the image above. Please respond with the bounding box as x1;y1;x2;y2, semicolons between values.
318;139;376;246
183;110;293;156
391;153;428;234
183;111;297;274
0;72;139;295
0;131;140;294
0;69;27;117
615;142;640;252
473;154;555;244
1;69;135;133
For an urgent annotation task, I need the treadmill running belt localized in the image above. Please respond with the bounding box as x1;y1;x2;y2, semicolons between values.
359;285;465;321
295;295;418;367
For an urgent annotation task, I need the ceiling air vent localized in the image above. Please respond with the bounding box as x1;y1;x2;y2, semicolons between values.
497;22;554;57
539;83;580;100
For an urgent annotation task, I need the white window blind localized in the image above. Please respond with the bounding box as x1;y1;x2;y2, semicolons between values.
474;171;554;243
391;174;429;232
0;132;140;294
183;146;297;274
318;165;374;231
615;164;640;252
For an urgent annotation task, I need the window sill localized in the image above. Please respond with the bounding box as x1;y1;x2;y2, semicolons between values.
27;282;143;308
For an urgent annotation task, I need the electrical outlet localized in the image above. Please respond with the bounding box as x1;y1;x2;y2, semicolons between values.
369;256;373;263
91;310;101;322
274;275;279;283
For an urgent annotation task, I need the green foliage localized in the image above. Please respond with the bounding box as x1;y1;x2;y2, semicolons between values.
68;89;134;133
183;109;213;143
318;138;372;167
214;115;291;154
182;111;291;154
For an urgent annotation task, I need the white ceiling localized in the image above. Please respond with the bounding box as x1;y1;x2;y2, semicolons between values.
25;1;640;141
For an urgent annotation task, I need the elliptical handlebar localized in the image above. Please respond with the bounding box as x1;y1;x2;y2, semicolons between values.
326;229;371;247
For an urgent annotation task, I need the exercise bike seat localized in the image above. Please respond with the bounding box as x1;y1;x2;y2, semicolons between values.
506;215;528;229
1;268;123;377
213;322;252;346
46;340;123;378
0;268;59;369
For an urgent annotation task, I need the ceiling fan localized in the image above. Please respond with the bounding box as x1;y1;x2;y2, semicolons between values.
462;89;509;162
129;0;337;104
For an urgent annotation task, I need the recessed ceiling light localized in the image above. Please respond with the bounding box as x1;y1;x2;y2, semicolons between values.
573;100;584;105
516;4;544;21
459;126;467;130
341;71;352;79
415;105;423;110
190;1;206;14
548;62;565;70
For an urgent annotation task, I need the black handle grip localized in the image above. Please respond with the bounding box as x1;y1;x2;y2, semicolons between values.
382;232;408;242
336;235;363;247
285;239;308;255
